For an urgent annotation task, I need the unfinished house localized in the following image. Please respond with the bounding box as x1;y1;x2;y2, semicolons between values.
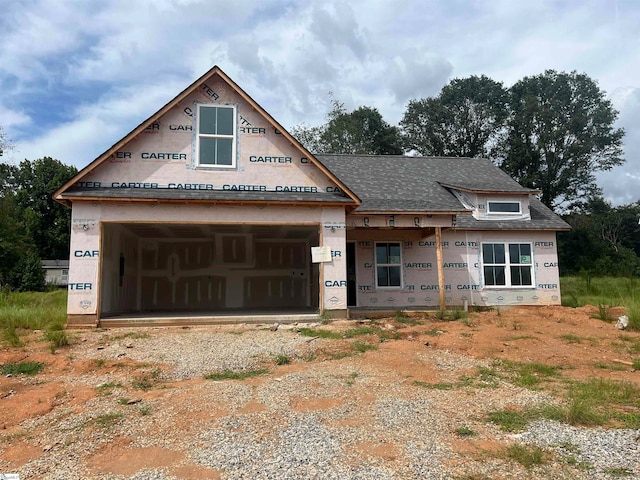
54;66;570;327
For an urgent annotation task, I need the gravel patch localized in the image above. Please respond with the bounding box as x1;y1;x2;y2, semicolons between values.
87;328;316;379
518;419;640;479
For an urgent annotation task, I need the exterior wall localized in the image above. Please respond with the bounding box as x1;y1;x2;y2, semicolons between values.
67;202;346;317
76;76;342;196
349;228;561;308
44;267;69;287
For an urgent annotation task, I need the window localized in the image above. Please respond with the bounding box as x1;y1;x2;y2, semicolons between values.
196;104;236;167
375;242;402;288
482;242;533;287
488;201;521;214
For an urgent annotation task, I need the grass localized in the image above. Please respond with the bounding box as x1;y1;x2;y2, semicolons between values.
274;354;291;365
93;412;123;429
603;467;635;477
559;334;582;344
503;444;548;469
454;426;476;437
131;368;162;391
45;323;70;352
594;362;628;371
394;310;422;325
95;382;122;396
0;361;44;376
0;290;67;336
434;308;468;321
424;328;445;336
352;341;378;353
413;381;456;390
497;360;562;389
561;276;640;331
204;368;270;380
488;377;640;431
298;325;400;341
138;404;153;416
102;331;150;342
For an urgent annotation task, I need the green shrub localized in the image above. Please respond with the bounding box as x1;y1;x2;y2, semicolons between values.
0;361;44;376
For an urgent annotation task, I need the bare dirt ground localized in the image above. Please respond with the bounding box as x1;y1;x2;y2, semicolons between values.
0;305;639;479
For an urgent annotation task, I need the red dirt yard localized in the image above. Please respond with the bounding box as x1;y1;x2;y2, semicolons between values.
1;305;639;479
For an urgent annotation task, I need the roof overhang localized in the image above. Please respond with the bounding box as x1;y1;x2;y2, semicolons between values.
438;182;540;195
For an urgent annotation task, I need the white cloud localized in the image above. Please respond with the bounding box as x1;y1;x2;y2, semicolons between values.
1;0;639;204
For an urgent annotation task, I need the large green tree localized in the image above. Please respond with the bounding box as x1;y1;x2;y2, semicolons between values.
400;75;508;158
292;99;403;155
13;157;77;260
500;70;624;210
558;197;640;276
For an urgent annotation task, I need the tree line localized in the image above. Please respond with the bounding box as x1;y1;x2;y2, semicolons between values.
0;69;636;291
0;154;77;291
293;70;625;213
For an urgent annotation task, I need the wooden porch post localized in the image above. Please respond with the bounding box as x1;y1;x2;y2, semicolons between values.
435;226;446;310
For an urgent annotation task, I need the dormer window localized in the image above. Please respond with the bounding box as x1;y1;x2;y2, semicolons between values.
487;201;521;214
196;104;236;167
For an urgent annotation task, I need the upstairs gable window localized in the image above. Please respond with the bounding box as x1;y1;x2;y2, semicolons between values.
487;201;521;214
196;104;236;167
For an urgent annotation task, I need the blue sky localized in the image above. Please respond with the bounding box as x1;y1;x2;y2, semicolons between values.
1;0;639;205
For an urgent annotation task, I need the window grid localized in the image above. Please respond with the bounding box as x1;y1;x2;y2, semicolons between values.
196;104;236;168
375;242;402;288
482;242;533;288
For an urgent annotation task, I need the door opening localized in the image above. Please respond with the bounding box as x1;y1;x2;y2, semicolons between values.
346;242;356;307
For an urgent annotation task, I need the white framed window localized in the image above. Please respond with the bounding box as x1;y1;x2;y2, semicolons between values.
487;201;521;214
196;104;236;167
482;242;533;288
375;242;402;288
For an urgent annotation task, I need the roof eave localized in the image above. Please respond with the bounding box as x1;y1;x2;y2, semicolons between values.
438;182;540;195
57;195;353;209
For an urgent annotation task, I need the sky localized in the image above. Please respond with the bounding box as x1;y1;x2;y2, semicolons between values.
1;0;639;205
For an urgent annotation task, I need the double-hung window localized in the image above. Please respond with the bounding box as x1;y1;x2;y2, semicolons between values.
375;242;402;288
482;243;533;287
196;104;236;167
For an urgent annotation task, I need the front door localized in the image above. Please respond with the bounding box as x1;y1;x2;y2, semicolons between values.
346;242;357;307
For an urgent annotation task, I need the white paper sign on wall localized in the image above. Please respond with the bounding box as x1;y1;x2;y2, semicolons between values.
311;246;332;263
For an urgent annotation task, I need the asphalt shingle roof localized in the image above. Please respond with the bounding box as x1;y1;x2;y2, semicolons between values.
316;154;569;230
316;155;535;213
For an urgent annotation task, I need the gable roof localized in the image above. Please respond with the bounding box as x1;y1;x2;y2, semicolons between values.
317;155;535;214
54;66;360;207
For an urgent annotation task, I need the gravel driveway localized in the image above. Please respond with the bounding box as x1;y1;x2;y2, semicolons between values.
2;323;639;479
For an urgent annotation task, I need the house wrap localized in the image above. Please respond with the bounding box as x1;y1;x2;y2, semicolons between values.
54;66;570;328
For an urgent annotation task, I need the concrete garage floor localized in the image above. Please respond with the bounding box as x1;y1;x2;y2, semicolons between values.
98;308;321;328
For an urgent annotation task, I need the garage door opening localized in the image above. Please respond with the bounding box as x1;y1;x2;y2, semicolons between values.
100;223;320;319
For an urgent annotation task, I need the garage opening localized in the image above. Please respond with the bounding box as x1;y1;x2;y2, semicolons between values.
100;223;320;318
